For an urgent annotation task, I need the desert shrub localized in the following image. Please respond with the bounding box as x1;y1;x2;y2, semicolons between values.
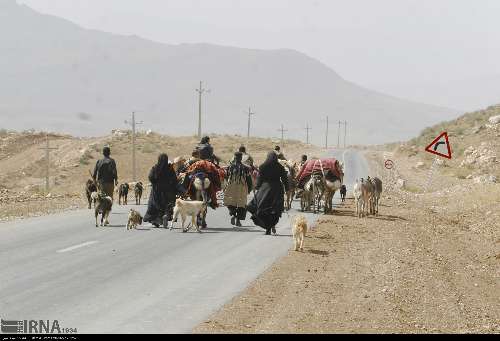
79;149;93;165
141;143;156;154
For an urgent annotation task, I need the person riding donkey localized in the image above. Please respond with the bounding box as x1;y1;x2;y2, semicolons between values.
274;145;287;161
196;136;221;165
183;157;222;210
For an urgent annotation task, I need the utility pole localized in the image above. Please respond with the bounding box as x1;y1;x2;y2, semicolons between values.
277;124;288;147
125;112;143;182
337;120;342;148
343;121;347;148
304;124;312;145
245;107;256;144
196;81;210;138
38;134;58;192
325;116;329;149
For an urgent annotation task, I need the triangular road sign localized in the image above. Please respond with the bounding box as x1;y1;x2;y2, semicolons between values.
425;132;452;159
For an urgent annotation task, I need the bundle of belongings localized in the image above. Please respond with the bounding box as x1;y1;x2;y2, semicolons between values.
184;160;222;209
296;158;344;189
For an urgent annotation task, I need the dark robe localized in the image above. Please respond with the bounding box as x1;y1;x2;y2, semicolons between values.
247;152;289;230
144;163;178;224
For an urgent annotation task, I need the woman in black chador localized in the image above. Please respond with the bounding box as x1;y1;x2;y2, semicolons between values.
247;151;289;235
144;153;178;228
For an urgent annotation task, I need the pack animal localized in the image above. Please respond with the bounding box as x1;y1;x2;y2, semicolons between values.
371;177;382;215
279;160;297;211
191;172;211;228
364;177;376;216
353;179;364;218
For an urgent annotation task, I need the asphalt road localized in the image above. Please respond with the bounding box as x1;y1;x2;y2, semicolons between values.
0;149;369;334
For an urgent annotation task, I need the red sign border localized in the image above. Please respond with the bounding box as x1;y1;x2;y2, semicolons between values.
425;132;452;159
384;159;394;170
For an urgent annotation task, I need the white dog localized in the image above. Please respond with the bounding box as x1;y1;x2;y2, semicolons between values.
170;198;207;233
292;215;308;252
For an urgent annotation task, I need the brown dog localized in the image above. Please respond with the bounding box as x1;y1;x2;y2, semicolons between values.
127;209;143;230
292;215;308;252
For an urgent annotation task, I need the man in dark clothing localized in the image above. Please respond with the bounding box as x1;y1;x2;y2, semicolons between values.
300;155;308;168
274;146;286;161
196;136;220;164
92;146;118;226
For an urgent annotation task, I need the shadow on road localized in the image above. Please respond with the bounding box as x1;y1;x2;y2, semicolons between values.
307;249;330;256
204;227;262;233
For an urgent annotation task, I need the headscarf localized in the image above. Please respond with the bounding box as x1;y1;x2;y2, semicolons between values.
259;151;279;175
201;136;210;144
227;152;248;184
154;153;170;179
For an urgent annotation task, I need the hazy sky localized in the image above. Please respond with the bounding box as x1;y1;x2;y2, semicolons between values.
17;0;500;91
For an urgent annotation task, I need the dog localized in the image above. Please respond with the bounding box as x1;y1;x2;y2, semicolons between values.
170;198;207;233
127;209;143;230
292;215;308;252
85;179;98;209
94;193;113;227
340;184;347;203
134;182;144;205
118;183;130;205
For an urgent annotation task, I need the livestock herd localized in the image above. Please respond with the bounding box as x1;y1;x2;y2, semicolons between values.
352;176;383;218
84;154;383;228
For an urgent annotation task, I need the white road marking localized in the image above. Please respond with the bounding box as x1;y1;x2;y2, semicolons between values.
57;241;99;253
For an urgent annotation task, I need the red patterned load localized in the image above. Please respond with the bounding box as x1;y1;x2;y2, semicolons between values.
296;158;343;184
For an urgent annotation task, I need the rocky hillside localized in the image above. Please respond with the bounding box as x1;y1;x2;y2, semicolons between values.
393;104;500;186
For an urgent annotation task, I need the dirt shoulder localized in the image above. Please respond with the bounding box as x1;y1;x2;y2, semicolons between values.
194;152;499;334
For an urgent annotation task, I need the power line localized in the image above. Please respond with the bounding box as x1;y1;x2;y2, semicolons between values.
38;134;58;192
343;121;347;148
196;81;210;138
304;123;312;145
125;112;143;182
277;124;288;147
325;116;329;149
245;107;256;143
338;120;342;148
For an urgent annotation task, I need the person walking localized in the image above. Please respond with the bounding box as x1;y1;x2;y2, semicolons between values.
92;146;118;225
144;153;179;228
247;151;289;235
224;152;253;227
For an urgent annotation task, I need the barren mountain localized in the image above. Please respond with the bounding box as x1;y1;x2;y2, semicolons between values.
0;0;456;145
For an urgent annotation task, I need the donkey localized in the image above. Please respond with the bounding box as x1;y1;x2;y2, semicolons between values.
279;160;297;211
372;177;383;215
